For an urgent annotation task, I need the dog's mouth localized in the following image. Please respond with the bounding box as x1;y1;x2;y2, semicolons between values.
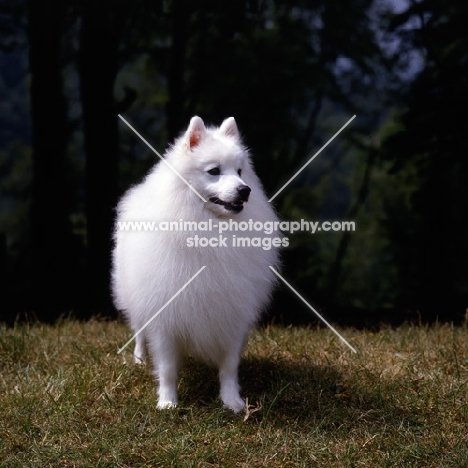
209;197;245;213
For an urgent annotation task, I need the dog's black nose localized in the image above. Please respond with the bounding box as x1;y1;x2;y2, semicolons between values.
237;185;251;201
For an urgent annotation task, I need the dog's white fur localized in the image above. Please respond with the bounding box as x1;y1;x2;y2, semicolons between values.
112;116;279;412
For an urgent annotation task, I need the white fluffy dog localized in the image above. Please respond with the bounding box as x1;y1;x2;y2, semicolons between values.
112;116;280;412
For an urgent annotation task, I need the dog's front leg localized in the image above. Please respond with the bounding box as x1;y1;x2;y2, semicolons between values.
218;345;246;413
151;337;180;409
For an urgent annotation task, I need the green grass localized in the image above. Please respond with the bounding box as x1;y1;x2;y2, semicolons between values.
1;319;468;467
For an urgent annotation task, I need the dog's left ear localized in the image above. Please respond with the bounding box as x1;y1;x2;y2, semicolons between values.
219;117;240;139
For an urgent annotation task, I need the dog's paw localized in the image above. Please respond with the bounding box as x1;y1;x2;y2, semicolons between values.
133;355;145;364
157;399;178;410
222;396;246;413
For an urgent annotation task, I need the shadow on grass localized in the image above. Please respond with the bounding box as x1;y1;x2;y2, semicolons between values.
176;356;420;432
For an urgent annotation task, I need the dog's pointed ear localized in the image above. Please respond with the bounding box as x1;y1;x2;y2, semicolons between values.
219;117;239;139
187;116;206;150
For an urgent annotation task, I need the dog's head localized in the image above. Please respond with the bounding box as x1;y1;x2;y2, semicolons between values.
177;116;252;217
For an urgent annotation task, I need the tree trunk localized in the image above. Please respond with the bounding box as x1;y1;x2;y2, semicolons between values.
29;0;72;317
79;0;121;315
166;0;191;140
328;147;377;302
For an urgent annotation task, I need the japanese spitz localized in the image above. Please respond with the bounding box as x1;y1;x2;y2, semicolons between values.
112;116;280;412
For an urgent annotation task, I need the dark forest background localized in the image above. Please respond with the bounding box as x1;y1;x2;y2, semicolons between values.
0;0;467;326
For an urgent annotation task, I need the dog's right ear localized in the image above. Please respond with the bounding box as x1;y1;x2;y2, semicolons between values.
186;116;206;151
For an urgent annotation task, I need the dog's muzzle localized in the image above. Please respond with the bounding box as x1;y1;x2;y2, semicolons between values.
210;185;251;213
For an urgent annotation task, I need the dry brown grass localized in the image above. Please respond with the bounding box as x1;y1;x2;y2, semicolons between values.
1;319;467;467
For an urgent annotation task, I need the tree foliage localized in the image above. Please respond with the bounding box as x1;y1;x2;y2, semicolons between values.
0;0;467;323
382;0;468;315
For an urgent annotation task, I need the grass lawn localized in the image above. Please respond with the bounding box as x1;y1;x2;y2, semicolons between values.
1;319;468;467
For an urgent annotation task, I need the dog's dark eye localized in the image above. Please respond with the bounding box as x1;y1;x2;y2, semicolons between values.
208;167;220;176
237;169;242;176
